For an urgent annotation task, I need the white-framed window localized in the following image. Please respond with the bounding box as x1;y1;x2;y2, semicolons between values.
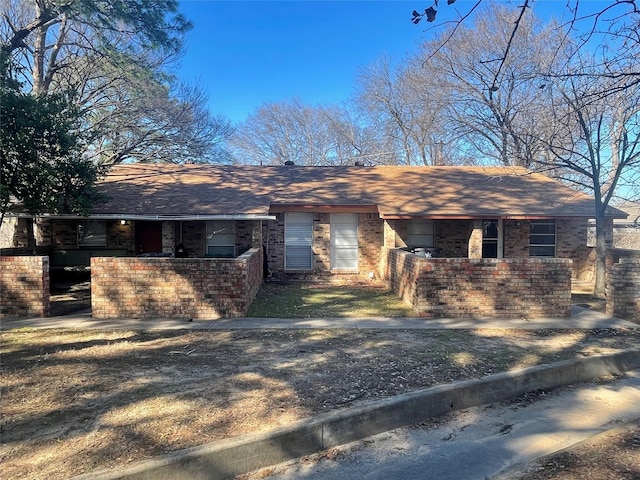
206;221;236;258
285;212;313;270
78;220;106;248
407;219;435;247
331;213;358;271
530;220;556;257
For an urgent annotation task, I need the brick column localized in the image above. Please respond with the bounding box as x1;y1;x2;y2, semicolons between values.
0;256;50;317
162;221;176;254
381;220;397;280
34;217;52;247
383;220;396;249
468;220;483;259
251;220;262;248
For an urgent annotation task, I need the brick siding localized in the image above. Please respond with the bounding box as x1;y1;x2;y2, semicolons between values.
0;256;50;318
358;213;384;278
387;249;572;318
265;213;383;281
91;248;263;319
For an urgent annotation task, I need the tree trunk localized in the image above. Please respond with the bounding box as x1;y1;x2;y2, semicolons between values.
593;211;612;297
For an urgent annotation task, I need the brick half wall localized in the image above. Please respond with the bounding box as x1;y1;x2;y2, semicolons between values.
387;249;572;318
91;248;263;319
606;258;640;319
0;256;50;318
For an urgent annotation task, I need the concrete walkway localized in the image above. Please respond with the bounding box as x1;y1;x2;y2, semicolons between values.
1;305;638;330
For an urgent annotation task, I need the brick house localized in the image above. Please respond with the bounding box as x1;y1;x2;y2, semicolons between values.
3;163;632;319
1;163;627;281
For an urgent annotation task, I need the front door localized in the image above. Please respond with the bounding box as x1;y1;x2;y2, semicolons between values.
135;221;163;255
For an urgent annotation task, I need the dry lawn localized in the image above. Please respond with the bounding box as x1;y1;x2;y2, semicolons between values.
2;326;639;480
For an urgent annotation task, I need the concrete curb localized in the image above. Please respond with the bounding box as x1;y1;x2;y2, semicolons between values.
73;348;640;480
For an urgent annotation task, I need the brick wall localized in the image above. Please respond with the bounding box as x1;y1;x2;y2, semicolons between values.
265;212;384;281
387;249;572;318
436;220;472;257
0;256;50;318
91;248;263;319
606;257;640;319
45;219;135;253
179;220;258;258
358;213;384;278
557;219;593;281
504;218;593;281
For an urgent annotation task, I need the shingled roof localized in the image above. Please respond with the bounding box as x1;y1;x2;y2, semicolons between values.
90;164;627;220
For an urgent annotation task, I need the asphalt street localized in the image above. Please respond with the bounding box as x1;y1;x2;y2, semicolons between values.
260;370;640;480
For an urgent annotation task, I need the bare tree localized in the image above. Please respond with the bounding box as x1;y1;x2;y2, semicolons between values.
355;57;421;165
412;0;640;95
538;53;640;295
415;3;569;167
230;98;389;166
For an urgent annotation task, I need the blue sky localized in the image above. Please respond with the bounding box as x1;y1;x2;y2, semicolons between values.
176;1;612;124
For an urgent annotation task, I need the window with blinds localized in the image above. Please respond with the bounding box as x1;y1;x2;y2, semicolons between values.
206;221;236;258
285;212;313;270
407;219;435;247
331;213;358;270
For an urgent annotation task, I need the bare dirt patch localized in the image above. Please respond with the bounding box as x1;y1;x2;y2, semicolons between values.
1;327;639;479
498;419;640;480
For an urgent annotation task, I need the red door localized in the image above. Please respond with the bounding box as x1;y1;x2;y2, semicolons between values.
135;221;163;255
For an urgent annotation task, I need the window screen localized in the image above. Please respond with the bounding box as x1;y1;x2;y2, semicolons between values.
530;221;556;257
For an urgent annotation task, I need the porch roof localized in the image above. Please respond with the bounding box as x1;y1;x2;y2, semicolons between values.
89;164;626;220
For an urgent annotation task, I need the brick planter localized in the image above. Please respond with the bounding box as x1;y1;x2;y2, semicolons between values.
91;248;263;319
0;256;50;318
387;249;572;318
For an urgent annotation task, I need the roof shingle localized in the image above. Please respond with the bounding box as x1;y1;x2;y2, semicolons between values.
91;164;626;219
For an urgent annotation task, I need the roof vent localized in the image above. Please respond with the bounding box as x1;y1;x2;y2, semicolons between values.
284;160;295;166
354;160;365;166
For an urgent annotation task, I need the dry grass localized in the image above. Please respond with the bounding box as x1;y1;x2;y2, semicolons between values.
247;281;414;318
1;326;639;479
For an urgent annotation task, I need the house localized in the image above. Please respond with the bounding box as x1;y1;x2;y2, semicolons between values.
609;201;640;250
2;163;627;279
1;164;630;319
